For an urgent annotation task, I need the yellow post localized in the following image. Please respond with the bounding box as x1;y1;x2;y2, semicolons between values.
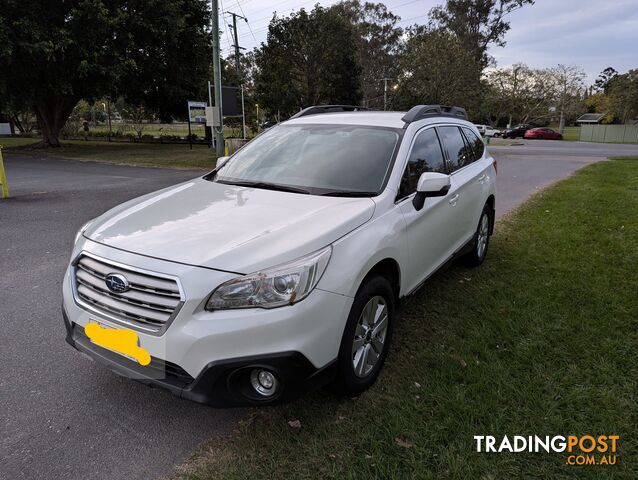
0;145;9;198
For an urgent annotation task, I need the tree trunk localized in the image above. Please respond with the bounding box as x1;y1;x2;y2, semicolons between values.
33;96;78;147
11;115;24;134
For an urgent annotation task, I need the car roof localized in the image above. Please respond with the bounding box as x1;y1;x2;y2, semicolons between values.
284;111;473;129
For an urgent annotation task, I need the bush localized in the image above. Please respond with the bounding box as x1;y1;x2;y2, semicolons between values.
160;134;184;141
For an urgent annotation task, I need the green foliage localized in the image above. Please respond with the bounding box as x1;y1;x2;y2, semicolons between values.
331;1;404;109
584;93;613;124
393;28;482;114
0;0;212;146
593;67;618;94
254;6;362;117
606;69;638;123
484;63;586;126
430;0;535;67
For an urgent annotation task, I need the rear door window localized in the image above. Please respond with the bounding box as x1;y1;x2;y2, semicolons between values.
438;126;473;172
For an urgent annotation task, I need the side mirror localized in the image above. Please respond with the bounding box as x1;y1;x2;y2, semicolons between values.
413;172;451;211
215;155;230;169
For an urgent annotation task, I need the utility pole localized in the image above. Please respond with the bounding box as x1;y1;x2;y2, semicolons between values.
227;11;247;139
211;0;224;158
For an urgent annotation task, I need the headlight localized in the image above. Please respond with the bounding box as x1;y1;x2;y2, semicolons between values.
205;246;332;310
74;219;95;244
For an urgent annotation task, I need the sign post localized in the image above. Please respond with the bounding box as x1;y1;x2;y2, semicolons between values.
187;101;208;150
0;146;10;198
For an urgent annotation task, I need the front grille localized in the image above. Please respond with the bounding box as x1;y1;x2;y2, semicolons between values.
73;254;183;335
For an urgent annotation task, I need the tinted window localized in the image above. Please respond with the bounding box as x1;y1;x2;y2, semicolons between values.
438;126;473;172
216;124;399;195
462;127;484;161
398;128;446;198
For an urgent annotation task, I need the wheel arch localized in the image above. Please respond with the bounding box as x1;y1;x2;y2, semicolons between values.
486;194;496;234
359;258;401;302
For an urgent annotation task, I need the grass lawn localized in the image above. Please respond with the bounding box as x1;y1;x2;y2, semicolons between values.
171;158;637;480
2;139;216;169
89;123;250;139
0;137;41;149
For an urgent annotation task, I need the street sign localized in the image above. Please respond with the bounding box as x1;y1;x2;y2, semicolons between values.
187;101;208;124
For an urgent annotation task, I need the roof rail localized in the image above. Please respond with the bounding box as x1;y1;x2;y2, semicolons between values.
401;105;468;125
289;105;370;119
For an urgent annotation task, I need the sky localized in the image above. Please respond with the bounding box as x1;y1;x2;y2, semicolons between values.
219;0;638;83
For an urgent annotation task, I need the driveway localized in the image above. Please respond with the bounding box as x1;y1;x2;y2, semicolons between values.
1;141;637;480
490;139;638;216
1;156;241;480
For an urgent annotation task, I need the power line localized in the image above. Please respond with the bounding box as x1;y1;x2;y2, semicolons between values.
241;0;300;20
236;0;258;44
391;0;423;9
232;0;430;47
219;0;235;55
234;0;328;41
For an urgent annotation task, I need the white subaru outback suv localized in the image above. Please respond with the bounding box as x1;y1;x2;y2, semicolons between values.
62;104;496;406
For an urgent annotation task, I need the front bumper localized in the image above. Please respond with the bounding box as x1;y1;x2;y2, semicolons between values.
64;309;337;406
63;239;352;406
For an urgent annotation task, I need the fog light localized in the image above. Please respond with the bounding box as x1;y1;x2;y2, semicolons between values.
250;369;278;397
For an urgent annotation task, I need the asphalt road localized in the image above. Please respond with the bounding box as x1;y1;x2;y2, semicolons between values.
1;140;637;480
491;139;638;216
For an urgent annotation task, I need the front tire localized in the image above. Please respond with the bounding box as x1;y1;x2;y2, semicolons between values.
332;275;395;396
465;203;492;267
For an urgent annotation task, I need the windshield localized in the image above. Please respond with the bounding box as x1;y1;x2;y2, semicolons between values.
213;124;401;196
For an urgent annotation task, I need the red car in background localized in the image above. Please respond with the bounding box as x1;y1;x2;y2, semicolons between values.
523;127;563;140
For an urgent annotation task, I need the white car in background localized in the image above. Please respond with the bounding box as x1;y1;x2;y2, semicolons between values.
475;124;501;137
63;104;497;406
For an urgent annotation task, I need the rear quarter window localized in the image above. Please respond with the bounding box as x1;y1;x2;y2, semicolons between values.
462;127;485;161
438;126;473;172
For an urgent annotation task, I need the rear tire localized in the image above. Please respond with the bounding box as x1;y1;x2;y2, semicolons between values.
465;203;492;267
332;275;395;396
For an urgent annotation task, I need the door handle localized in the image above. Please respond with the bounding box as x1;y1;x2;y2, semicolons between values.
477;173;487;182
448;193;460;205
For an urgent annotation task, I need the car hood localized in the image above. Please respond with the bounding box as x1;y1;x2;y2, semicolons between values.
85;177;376;273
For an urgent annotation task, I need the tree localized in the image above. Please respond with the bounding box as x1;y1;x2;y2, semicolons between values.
484;63;556;126
330;1;403;109
254;6;361;118
584;93;613;123
551;64;586;133
429;0;534;68
606;69;638;123
593;67;618;93
0;0;212;147
393;27;482;115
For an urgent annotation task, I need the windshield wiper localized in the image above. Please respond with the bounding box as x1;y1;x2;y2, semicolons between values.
216;179;311;195
320;190;377;197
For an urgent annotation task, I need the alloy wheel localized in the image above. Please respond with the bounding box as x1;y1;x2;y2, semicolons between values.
352;295;388;378
476;213;490;259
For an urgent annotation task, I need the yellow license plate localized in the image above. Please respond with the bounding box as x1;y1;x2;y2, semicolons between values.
85;322;151;366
